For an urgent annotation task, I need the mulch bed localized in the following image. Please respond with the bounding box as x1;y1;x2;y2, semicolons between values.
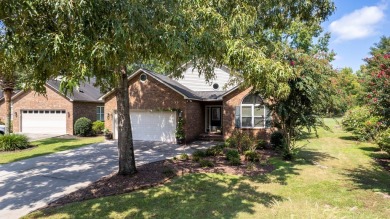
47;150;276;208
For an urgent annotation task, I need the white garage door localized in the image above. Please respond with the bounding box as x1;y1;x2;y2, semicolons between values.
21;110;67;134
114;111;176;142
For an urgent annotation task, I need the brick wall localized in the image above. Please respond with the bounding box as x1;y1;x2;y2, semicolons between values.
0;101;5;124
12;86;74;134
73;102;104;127
223;87;273;141
104;71;205;142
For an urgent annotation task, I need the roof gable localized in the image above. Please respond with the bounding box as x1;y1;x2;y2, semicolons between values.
173;63;235;92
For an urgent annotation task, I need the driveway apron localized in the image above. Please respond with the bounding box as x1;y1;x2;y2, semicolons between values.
0;140;214;219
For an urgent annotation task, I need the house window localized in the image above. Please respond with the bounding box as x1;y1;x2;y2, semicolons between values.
97;106;104;121
239;94;269;128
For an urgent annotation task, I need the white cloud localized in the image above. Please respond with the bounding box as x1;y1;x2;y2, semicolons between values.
329;5;386;41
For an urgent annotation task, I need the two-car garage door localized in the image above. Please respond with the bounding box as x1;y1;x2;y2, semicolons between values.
21;110;67;134
114;111;176;143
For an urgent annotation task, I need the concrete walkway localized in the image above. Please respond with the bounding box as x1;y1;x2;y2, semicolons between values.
0;140;215;219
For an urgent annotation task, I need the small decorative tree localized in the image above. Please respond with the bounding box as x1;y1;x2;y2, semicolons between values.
175;117;185;144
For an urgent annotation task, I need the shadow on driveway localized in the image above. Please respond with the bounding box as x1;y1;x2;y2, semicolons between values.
0;140;215;219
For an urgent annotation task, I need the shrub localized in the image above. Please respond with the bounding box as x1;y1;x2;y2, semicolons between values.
179;153;189;160
225;149;240;161
92;121;105;134
0;134;29;151
229;157;241;166
227;130;256;153
270;131;284;149
199;159;215;168
244;150;260;162
342;106;384;141
192;150;207;161
256;140;267;150
206;144;225;156
74;117;93;136
377;128;390;155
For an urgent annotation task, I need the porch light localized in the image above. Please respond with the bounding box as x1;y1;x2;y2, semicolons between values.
178;111;183;118
107;113;110;120
14;112;17;118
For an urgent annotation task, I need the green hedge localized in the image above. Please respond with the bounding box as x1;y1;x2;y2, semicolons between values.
92;121;105;134
74;117;92;136
0;134;30;151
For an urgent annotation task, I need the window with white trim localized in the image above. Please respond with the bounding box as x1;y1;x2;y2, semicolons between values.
96;106;104;121
239;94;269;128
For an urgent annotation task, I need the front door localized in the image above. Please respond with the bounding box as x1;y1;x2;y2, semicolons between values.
205;106;222;133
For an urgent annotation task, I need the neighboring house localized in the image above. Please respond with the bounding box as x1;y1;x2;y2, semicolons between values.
102;64;273;143
8;79;104;135
0;90;19;124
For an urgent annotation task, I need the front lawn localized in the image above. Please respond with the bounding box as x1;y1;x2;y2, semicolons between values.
25;119;390;218
0;136;104;164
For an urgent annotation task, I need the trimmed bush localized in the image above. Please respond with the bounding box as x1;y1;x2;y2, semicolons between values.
225;149;240;161
256;140;267;150
270;131;284;149
377;128;390;155
92;121;105;134
0;134;29;151
227;130;256;153
229;157;241;166
74;117;93;137
206;144;225;156
244;150;260;162
192;149;207;161
199;159;215;168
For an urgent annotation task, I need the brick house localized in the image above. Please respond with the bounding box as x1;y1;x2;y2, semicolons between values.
102;65;273;143
2;79;104;135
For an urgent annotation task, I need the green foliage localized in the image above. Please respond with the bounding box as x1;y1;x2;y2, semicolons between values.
244;151;260;162
199;159;215;168
327;67;363;115
227;130;256;153
175;117;185;140
192;150;207;161
256;139;267;150
205;144;225;156
92;121;105;134
270;131;284;150
342;106;384;141
228;157;241;166
74;117;93;137
225;149;240;161
0;134;29;151
179;153;189;160
376;128;390;155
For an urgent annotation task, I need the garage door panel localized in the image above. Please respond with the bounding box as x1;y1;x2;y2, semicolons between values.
22;111;66;134
114;111;176;142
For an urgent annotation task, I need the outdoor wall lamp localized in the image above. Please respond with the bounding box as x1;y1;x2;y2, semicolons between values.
107;113;111;120
14;112;17;118
178;111;182;118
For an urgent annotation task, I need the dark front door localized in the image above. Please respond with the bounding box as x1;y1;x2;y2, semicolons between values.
210;107;221;127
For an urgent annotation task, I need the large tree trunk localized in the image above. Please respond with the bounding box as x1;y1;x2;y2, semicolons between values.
116;70;137;175
4;88;12;135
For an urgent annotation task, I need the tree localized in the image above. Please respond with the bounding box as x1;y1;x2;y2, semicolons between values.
0;23;17;135
0;0;335;174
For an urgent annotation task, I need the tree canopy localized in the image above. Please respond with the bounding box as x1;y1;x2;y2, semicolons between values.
0;0;335;172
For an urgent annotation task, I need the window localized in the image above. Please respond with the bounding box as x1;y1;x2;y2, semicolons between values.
140;73;147;82
239;94;269;128
97;106;104;121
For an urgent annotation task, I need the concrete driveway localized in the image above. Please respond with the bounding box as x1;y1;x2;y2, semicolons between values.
0;140;215;219
19;133;61;141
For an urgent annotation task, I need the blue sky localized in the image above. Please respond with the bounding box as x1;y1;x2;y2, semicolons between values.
323;0;390;72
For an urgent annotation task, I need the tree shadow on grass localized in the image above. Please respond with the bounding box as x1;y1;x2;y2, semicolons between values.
338;135;359;141
342;165;390;195
251;149;336;185
39;173;284;219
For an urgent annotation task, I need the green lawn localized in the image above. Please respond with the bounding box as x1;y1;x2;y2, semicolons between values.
0;136;104;164
25;119;390;219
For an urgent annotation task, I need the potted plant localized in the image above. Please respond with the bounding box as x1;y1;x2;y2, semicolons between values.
103;128;113;140
175;117;185;144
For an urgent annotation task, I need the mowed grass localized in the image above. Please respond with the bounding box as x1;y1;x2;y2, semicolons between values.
0;136;104;164
25;119;390;219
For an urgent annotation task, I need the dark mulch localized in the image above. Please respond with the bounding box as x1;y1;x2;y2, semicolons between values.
47;150;276;209
376;157;390;172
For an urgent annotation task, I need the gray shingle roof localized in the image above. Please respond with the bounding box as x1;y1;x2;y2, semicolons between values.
46;79;104;103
